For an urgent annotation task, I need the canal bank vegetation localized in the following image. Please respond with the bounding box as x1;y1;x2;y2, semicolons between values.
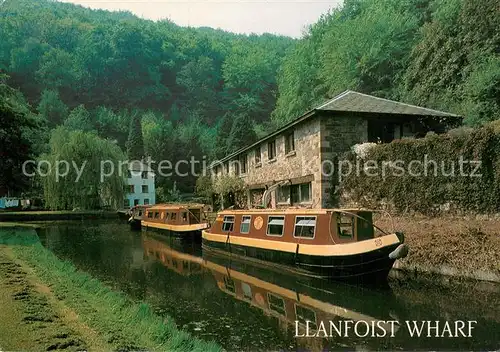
0;227;222;351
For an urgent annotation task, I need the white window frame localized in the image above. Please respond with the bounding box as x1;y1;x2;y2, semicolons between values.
240;215;251;234
267;292;287;316
294;303;317;330
222;215;235;232
266;215;285;237
293;216;316;239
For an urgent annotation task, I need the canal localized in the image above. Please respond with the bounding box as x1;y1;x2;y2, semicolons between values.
37;220;500;351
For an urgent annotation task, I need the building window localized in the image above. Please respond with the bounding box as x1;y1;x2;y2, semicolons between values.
222;216;235;232
277;185;290;204
338;214;354;238
291;182;312;204
285;131;295;154
240;215;251;234
134;199;139;206
128;185;135;193
141;171;148;179
255;146;261;165
142;185;148;193
224;163;229;174
124;199;130;208
267;216;284;237
268;140;276;160
294;216;316;239
144;198;149;205
127;170;132;178
240;154;247;174
233;160;240;176
267;293;286;316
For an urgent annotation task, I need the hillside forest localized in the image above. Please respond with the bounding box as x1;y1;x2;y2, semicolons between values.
0;0;499;208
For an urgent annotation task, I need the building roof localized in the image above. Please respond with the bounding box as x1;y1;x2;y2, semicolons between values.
128;160;154;172
213;90;461;164
316;90;461;117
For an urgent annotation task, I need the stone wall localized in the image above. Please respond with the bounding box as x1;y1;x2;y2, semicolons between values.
320;115;369;208
224;116;324;208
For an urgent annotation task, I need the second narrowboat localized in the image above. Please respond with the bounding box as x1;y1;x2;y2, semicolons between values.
202;208;408;282
143;203;210;237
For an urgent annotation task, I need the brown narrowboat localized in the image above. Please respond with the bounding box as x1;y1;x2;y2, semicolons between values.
128;205;152;230
202;208;408;281
143;203;210;236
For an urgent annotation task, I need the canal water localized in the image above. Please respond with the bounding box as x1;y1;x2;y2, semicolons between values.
37;220;500;351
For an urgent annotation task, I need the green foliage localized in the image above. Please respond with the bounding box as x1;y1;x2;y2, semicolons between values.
195;175;214;200
126;112;145;161
41;127;126;210
339;123;500;214
64;104;94;132
37;89;68;127
0;76;40;196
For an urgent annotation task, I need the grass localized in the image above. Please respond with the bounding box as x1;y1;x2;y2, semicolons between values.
0;228;222;352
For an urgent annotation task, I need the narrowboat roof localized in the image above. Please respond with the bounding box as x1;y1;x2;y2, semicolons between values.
216;208;372;215
147;203;206;211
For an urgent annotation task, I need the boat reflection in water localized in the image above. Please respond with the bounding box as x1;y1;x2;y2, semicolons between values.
142;233;404;351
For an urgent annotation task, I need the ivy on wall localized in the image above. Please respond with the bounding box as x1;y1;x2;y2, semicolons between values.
337;122;500;215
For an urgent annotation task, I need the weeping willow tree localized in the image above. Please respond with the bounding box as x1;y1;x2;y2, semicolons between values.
41;127;126;210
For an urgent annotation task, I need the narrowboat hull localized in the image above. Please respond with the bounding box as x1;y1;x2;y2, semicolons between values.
201;231;407;282
128;218;142;230
142;220;208;240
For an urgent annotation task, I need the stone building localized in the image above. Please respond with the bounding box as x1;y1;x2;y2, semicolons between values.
211;90;461;209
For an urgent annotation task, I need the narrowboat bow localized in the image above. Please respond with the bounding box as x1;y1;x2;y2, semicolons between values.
128;205;151;230
202;208;408;281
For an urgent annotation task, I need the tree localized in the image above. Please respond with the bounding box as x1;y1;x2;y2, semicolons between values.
41;127;126;210
125;112;144;161
37;89;68;127
225;112;257;154
0;74;39;196
64;104;94;132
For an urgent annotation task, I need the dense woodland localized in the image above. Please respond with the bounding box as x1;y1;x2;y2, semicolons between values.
0;0;499;208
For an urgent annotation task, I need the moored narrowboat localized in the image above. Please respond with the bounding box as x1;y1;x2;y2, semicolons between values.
202;208;408;282
142;203;210;237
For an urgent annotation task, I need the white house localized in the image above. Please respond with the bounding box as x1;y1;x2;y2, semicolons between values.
124;161;156;208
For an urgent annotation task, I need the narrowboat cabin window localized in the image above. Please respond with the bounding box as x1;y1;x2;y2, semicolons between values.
338;214;354;238
267;216;285;237
154;212;160;219
171;212;177;221
267;293;286;316
182;212;187;221
294;216;316;238
222;216;235;232
240;215;251;234
295;304;317;330
242;282;252;301
224;276;235;293
165;212;170;220
147;211;153;218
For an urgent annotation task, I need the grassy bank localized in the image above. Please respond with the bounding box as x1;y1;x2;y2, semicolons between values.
377;214;500;282
0;227;221;351
0;210;118;222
